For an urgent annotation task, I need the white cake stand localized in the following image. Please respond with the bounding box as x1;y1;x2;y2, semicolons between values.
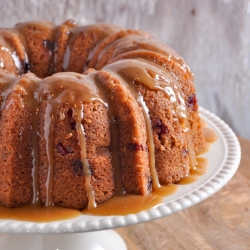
0;108;241;250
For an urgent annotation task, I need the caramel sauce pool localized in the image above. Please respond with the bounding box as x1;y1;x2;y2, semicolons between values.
0;204;81;222
177;157;209;184
0;186;178;220
83;185;178;216
202;127;218;143
0;127;217;221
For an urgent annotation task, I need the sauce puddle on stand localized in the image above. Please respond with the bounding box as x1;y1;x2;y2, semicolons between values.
83;185;178;216
0;204;81;222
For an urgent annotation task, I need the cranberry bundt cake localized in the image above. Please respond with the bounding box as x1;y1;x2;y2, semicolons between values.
0;20;205;210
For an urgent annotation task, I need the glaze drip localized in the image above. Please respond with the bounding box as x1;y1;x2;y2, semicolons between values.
73;103;96;210
44;102;56;206
137;94;160;190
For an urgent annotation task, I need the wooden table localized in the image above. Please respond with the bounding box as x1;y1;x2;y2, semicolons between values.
115;137;250;250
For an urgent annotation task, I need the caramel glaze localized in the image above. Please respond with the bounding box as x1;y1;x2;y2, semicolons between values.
0;21;213;221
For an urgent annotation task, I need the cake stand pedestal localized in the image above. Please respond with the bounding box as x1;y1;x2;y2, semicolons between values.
0;230;126;250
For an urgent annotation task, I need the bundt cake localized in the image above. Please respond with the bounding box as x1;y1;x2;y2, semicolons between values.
0;20;205;210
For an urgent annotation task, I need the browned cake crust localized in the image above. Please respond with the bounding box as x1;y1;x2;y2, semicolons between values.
81;101;115;203
47;101;114;209
0;92;33;207
136;84;189;184
97;70;152;195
